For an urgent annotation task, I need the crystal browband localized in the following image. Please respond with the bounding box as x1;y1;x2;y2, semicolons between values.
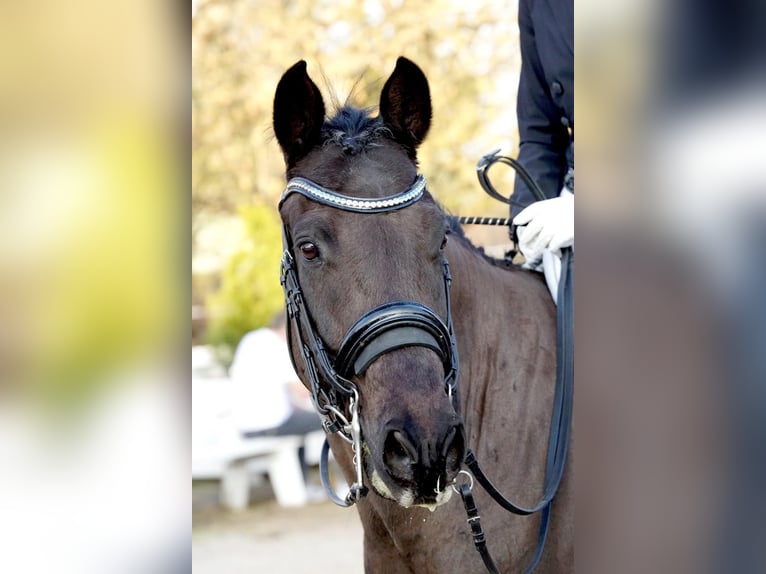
280;174;426;213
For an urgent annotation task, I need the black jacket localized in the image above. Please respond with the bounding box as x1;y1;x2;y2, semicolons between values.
513;0;574;218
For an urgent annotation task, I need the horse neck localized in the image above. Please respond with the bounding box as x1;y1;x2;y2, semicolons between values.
448;238;549;341
447;237;556;434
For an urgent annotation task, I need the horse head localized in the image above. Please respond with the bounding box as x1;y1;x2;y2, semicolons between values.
273;57;465;509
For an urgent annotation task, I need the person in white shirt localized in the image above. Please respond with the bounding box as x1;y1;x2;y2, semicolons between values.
229;314;322;481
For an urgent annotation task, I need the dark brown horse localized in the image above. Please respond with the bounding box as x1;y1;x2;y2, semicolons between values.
273;57;573;573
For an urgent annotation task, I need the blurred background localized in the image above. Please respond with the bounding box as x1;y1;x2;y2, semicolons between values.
0;0;763;572
0;0;187;572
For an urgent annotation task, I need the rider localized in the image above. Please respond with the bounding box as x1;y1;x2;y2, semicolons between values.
512;0;574;303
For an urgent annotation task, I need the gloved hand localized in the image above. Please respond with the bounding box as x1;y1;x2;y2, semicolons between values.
513;192;573;267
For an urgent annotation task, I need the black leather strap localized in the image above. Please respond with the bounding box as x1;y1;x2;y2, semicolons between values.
466;247;572;512
319;437;368;507
334;301;453;378
459;483;500;574
320;437;353;507
462;247;573;573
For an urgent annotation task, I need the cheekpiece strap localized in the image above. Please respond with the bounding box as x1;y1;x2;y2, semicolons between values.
280;174;426;213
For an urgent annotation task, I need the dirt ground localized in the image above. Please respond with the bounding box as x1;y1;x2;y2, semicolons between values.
192;478;365;573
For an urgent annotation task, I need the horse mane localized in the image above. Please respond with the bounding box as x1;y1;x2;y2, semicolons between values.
322;107;392;155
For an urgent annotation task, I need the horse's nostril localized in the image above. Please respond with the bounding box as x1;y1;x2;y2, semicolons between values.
382;423;465;488
441;423;466;479
388;430;419;462
440;425;459;458
383;429;420;480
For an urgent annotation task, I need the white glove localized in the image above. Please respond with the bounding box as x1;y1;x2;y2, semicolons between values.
513;192;573;267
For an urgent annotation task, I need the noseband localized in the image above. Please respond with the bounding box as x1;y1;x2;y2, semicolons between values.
279;174;459;505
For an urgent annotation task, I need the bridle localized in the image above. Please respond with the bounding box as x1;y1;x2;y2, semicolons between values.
279;161;572;574
279;173;459;506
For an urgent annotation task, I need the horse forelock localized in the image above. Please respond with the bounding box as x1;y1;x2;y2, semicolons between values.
290;105;416;199
321;106;392;156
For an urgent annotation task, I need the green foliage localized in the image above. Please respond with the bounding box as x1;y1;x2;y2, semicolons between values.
205;204;284;368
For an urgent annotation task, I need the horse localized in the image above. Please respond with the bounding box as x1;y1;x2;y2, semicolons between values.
272;57;573;573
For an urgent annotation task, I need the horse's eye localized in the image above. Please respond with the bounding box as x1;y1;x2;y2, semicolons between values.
440;235;448;251
299;242;320;261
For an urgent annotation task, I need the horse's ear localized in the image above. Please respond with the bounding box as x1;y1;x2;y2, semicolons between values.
273;60;326;167
379;57;432;156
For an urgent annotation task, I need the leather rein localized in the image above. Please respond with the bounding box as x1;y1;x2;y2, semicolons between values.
447;150;573;574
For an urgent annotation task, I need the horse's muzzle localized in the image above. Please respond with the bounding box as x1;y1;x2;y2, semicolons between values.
381;420;465;503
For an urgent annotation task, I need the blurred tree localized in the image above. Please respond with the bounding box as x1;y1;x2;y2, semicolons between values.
193;0;522;356
204;204;284;368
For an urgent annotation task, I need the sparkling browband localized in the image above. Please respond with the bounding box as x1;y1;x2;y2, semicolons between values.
280;174;426;213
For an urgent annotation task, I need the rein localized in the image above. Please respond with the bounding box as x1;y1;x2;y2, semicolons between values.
455;148;553;258
446;151;573;574
453;247;573;574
